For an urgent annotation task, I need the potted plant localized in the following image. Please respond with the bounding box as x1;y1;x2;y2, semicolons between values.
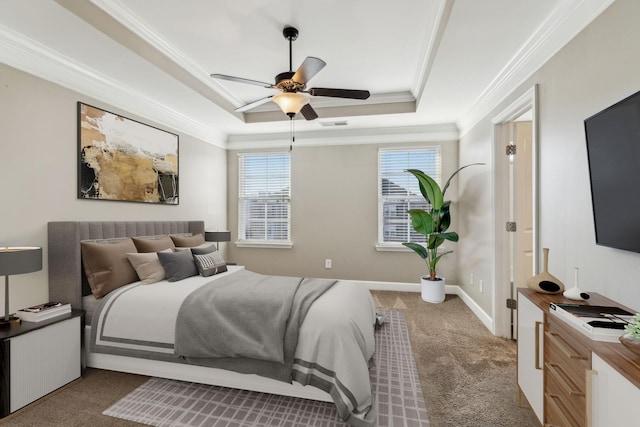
402;164;482;303
620;313;640;355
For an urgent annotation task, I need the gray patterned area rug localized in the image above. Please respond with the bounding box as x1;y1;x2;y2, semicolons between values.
103;310;429;426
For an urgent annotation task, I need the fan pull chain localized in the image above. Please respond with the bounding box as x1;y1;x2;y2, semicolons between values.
289;116;295;151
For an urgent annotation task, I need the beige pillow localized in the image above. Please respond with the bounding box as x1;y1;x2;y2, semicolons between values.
170;233;205;247
132;235;175;253
81;238;139;298
127;249;171;284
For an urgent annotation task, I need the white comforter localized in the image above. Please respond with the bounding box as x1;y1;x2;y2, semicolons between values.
91;266;377;426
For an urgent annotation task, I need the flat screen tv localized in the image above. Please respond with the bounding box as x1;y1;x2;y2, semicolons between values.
585;89;640;253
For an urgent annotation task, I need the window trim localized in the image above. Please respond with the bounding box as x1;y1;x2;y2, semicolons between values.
237;151;292;248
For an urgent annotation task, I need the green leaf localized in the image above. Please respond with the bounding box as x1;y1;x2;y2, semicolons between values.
407;209;435;235
402;242;428;259
406;169;443;210
430;250;453;270
441;163;485;196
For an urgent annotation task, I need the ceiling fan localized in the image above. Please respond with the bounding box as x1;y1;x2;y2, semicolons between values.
211;26;370;120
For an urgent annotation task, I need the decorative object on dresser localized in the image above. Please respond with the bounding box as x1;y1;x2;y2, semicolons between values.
77;102;179;205
15;302;71;322
402;164;483;303
563;267;590;300
525;247;564;294
549;302;633;342
620;313;640;356
0;246;42;327
205;230;231;250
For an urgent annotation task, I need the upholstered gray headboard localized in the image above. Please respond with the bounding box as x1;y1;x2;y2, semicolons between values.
48;221;205;309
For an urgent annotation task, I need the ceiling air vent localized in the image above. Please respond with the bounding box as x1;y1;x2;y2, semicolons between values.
319;120;348;127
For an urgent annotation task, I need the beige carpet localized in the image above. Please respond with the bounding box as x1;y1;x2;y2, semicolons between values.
0;292;538;427
372;292;538;427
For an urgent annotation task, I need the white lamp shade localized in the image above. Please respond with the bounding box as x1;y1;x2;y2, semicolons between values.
272;92;307;115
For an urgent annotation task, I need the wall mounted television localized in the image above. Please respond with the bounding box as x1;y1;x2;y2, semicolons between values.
585;89;640;253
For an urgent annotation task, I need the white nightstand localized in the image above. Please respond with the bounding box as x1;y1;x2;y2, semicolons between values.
0;310;83;417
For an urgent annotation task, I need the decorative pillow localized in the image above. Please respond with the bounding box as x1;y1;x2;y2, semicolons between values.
191;243;217;255
132;236;175;253
126;249;171;285
193;250;228;277
157;249;198;282
81;238;139;298
170;233;205;247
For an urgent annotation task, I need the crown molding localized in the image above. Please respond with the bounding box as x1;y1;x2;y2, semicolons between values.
0;23;227;148
226;123;459;150
457;0;616;137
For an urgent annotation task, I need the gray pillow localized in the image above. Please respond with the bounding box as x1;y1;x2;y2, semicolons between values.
191;243;217;255
157;249;198;282
193;250;228;277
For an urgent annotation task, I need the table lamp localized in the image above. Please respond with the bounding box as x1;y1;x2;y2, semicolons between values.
205;231;231;250
0;246;43;326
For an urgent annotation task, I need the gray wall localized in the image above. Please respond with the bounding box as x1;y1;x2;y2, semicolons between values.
0;63;228;312
227;141;459;283
458;0;640;316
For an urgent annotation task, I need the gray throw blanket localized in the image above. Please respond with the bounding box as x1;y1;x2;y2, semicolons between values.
174;269;336;377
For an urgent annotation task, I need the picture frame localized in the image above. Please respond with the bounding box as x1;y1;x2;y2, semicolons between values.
77;102;179;205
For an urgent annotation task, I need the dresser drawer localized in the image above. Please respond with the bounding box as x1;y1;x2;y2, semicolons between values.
544;391;582;427
544;315;591;427
545;363;585;424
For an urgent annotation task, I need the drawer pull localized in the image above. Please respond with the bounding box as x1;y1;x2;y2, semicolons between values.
535;321;543;370
546;362;585;397
546;331;588;360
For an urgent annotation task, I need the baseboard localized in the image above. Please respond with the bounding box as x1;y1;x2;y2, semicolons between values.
447;285;495;334
351;279;495;335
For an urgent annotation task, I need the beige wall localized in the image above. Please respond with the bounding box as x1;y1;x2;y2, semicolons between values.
458;0;640;316
227;141;460;283
0;63;228;312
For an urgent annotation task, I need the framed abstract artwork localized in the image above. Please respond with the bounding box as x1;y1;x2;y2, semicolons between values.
77;102;179;205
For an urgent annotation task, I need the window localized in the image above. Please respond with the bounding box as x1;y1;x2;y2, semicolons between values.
377;147;441;249
238;152;291;247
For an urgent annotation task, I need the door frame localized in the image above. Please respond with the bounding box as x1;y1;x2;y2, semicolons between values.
491;85;540;338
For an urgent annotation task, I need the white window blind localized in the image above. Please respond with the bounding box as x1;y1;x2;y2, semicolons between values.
378;147;441;246
238;153;291;244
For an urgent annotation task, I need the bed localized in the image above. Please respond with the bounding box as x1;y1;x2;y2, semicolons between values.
47;221;376;426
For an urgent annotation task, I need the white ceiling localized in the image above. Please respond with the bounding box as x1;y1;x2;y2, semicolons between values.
0;0;615;148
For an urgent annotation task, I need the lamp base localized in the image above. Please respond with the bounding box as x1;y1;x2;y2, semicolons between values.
0;315;21;327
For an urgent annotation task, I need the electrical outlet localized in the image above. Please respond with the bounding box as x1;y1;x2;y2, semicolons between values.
325;259;332;269
470;273;474;285
479;279;483;293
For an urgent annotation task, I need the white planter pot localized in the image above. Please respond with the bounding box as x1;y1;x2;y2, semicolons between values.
421;276;445;303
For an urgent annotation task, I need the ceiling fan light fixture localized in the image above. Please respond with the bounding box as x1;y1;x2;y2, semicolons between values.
273;92;307;116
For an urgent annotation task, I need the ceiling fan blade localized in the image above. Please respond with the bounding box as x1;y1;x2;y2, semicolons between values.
309;87;370;100
235;96;273;112
300;103;318;121
292;57;326;85
211;74;274;88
